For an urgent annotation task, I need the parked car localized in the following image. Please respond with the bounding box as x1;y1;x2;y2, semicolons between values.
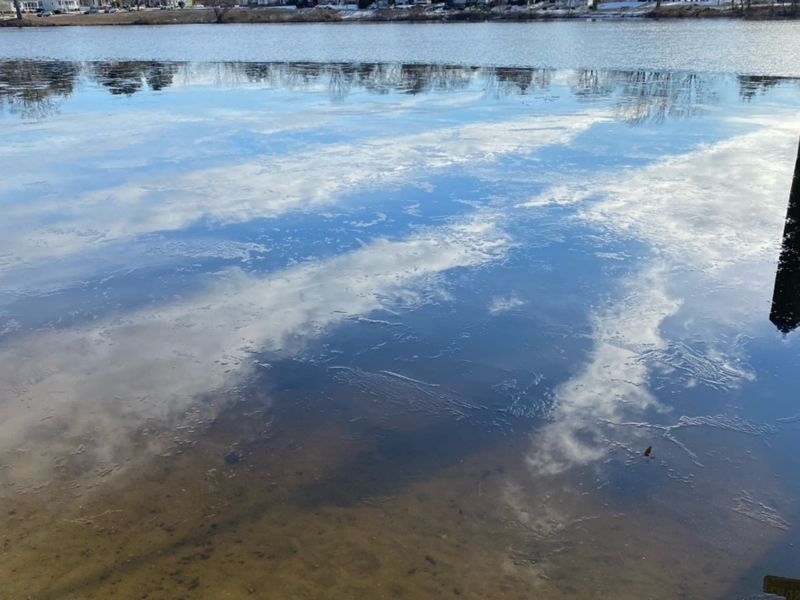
37;10;53;16
84;6;98;12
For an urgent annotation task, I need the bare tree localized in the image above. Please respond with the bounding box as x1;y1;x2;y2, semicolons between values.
13;0;22;20
212;0;236;22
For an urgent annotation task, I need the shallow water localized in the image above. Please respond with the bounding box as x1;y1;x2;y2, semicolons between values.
1;59;800;599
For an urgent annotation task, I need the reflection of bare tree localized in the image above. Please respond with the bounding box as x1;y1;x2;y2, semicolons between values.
569;69;616;101
228;62;480;100
0;60;79;119
397;64;478;95
2;61;796;123
92;61;179;96
327;63;360;101
737;75;784;101
355;63;397;95
570;69;722;125
615;71;718;124
93;62;145;96
484;67;553;98
144;62;179;91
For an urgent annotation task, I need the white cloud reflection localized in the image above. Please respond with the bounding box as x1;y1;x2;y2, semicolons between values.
525;112;799;475
580;115;797;272
488;293;525;315
528;266;677;475
0;209;509;488
0;111;607;275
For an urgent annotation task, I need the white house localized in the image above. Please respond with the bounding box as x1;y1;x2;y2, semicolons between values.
1;0;42;11
41;0;80;10
79;0;114;8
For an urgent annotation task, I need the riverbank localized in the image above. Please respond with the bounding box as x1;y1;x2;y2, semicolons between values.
0;3;794;26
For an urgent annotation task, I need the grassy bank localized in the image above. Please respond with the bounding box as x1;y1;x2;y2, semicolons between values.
1;7;341;25
0;3;795;26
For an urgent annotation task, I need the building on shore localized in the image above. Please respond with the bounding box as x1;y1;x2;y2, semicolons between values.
41;0;80;10
0;0;41;12
78;0;115;8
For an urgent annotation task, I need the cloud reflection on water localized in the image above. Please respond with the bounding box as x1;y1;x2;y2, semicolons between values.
0;209;509;487
524;111;799;476
0;110;606;286
1;61;798;525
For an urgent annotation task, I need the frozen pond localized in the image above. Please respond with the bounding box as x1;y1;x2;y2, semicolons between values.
1;56;800;599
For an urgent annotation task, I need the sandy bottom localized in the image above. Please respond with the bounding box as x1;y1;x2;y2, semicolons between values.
0;369;787;600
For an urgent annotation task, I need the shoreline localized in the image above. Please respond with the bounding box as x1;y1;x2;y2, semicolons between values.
1;4;796;26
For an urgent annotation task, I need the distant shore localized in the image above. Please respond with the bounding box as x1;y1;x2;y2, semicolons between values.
0;3;795;26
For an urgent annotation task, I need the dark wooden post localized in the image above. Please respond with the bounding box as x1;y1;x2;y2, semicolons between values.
770;136;800;333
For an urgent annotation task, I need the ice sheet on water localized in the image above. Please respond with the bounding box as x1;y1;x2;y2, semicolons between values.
642;341;754;392
731;491;792;532
491;375;551;420
347;317;403;327
776;413;800;424
142;240;271;262
329;366;484;419
674;414;779;437
603;413;778;466
609;413;780;439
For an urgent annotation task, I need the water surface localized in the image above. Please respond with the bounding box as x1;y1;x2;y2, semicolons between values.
1;58;800;599
2;21;800;75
